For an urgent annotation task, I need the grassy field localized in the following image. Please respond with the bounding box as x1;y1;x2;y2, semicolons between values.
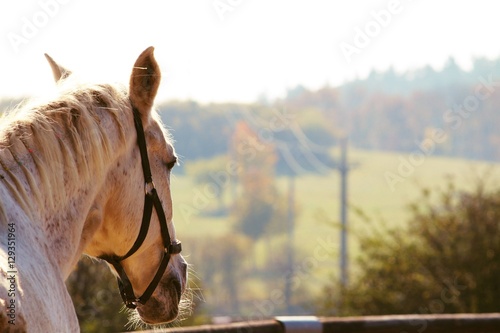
171;148;500;306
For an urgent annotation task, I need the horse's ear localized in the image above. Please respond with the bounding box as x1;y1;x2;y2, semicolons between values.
44;53;72;83
129;46;161;119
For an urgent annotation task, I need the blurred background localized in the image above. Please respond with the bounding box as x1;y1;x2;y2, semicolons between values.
1;1;500;332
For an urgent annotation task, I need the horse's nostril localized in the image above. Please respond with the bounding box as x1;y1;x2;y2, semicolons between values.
180;261;187;276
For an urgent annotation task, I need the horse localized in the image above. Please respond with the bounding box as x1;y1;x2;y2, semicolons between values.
0;47;188;332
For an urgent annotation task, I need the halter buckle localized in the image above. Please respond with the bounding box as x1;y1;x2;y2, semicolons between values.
144;181;156;195
167;240;182;255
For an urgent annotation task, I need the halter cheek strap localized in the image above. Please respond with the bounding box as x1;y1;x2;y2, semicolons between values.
99;104;182;309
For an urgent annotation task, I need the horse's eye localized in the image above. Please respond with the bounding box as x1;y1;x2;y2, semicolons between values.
165;158;177;170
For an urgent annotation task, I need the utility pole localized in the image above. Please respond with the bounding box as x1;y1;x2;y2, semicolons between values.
339;136;349;287
284;175;295;313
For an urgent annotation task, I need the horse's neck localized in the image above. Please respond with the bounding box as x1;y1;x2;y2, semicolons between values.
0;107;129;278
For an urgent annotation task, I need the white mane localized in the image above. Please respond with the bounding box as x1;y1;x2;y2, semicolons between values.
0;83;128;218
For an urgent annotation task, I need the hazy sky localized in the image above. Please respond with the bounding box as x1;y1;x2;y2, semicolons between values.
1;0;499;103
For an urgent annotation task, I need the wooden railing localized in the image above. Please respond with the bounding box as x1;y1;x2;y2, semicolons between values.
139;313;500;333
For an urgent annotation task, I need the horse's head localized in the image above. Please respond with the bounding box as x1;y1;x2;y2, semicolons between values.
46;47;188;324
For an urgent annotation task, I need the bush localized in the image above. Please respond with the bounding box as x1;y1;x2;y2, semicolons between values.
318;181;500;316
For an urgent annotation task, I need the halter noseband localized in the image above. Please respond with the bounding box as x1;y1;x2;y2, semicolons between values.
99;104;182;309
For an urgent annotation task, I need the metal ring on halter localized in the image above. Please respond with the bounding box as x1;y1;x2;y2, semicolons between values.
144;181;156;195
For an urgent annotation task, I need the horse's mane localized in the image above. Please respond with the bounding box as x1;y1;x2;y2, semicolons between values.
0;81;129;219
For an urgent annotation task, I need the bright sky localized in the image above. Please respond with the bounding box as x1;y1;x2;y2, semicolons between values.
1;0;499;103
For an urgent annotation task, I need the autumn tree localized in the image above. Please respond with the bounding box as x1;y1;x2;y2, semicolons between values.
230;121;286;240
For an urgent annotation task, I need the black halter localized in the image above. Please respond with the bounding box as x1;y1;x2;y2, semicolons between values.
99;104;182;309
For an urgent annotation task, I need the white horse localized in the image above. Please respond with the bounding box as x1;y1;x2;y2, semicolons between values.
0;47;188;332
